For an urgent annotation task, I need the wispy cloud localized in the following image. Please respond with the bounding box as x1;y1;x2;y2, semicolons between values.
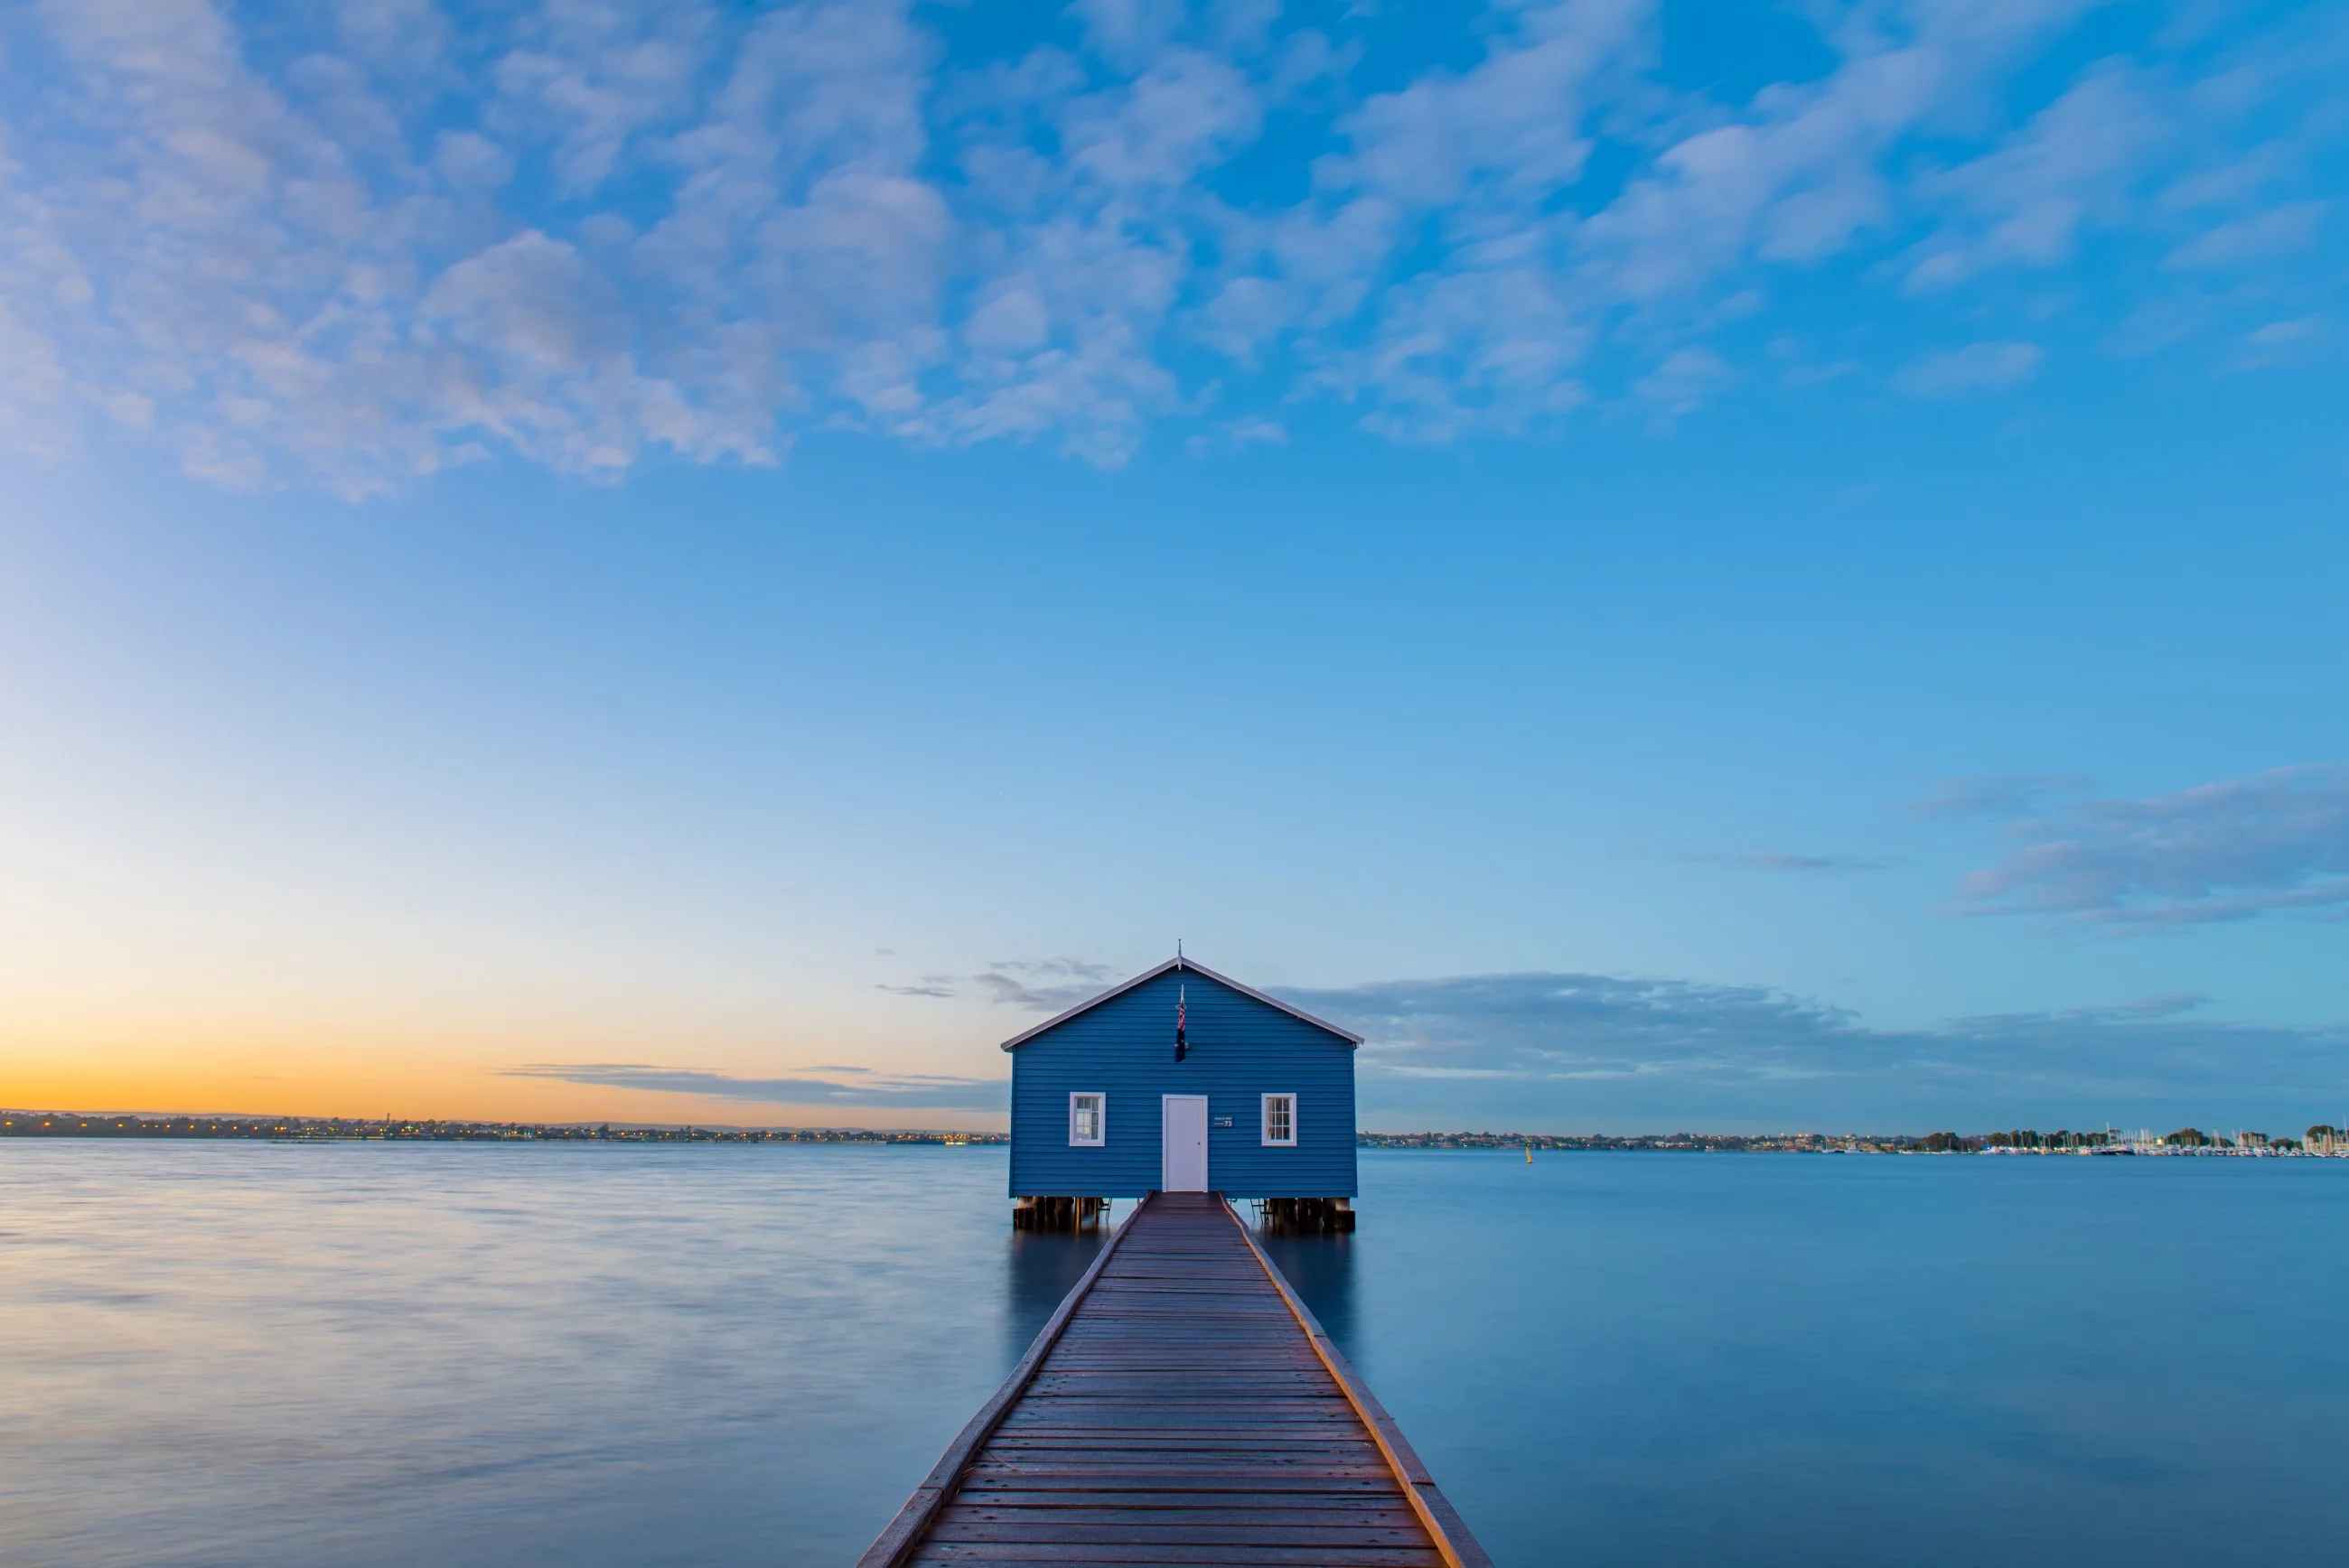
870;957;1118;1011
1683;850;1899;873
971;971;1109;1012
1892;341;2044;397
2230;313;2329;371
501;1062;1006;1110
1952;763;2349;928
1905;774;2095;819
0;0;2339;488
876;972;961;998
986;958;1117;981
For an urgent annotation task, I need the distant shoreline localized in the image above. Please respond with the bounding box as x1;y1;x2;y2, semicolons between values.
0;1112;1003;1144
5;1111;2341;1154
1362;1130;2344;1157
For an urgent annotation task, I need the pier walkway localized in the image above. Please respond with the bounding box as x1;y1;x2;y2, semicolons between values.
857;1191;1489;1567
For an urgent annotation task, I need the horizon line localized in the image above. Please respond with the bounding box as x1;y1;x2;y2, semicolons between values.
7;1109;2328;1141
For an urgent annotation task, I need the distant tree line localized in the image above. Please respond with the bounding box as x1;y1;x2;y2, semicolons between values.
1981;1129;2114;1150
0;1113;1006;1144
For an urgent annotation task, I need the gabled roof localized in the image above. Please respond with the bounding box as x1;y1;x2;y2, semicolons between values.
997;957;1364;1051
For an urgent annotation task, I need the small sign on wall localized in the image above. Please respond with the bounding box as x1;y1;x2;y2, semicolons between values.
1212;1115;1235;1128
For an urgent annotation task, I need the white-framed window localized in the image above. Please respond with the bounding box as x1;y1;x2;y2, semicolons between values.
1069;1093;1105;1147
1261;1093;1296;1146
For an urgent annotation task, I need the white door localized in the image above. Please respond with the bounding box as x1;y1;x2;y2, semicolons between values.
1161;1096;1209;1191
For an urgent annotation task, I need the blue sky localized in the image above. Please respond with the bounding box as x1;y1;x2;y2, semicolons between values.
1;0;2344;1133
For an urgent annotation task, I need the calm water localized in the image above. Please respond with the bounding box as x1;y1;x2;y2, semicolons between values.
3;1145;2344;1566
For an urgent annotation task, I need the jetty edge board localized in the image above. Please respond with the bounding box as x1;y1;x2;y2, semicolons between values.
1221;1201;1494;1568
854;1190;1492;1568
853;1199;1141;1568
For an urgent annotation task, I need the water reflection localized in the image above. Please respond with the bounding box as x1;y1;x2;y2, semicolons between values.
1005;1224;1109;1355
11;1147;2344;1568
1255;1227;1359;1354
0;1141;1029;1568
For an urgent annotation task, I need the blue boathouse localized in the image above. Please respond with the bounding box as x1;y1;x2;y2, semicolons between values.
1003;957;1360;1227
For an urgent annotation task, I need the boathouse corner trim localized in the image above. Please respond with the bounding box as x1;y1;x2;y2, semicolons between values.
995;955;1365;1051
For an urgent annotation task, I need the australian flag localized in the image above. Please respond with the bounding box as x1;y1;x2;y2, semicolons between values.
1174;985;1187;1062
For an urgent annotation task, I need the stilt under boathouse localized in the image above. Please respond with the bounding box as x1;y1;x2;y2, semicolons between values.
1003;956;1360;1233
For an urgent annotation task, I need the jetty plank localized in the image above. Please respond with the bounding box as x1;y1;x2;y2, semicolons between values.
857;1193;1489;1568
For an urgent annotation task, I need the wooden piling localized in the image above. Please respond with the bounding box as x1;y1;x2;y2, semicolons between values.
1259;1196;1357;1233
1010;1195;1109;1231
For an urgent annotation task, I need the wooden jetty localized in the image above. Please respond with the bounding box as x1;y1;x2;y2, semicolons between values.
857;1191;1490;1568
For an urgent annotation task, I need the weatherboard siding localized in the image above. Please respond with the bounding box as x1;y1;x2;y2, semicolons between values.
1008;967;1358;1198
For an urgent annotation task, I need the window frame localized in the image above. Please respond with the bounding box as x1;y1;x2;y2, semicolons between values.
1068;1092;1106;1147
1260;1093;1297;1147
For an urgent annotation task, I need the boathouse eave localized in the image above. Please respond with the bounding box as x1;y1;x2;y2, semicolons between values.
996;957;1364;1051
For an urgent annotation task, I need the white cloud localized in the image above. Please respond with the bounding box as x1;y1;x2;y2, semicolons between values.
0;0;2340;488
491;1;716;194
1062;48;1259;191
330;0;449;79
431;130;515;189
1892;340;2042;397
2164;199;2329;271
1073;0;1185;72
1903;63;2171;294
1324;0;1636;210
1633;345;1733;419
2229;312;2327;369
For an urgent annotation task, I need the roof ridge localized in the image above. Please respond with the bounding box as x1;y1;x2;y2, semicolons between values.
997;957;1364;1050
